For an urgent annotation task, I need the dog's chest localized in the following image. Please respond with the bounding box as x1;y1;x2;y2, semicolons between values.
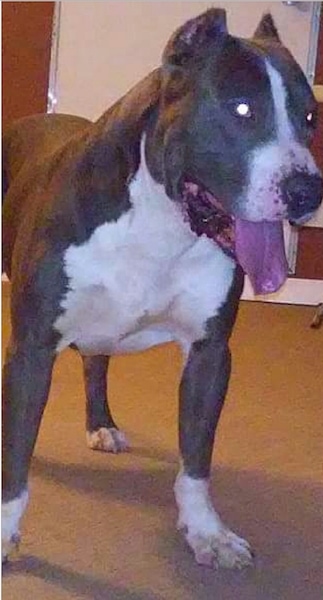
55;160;235;355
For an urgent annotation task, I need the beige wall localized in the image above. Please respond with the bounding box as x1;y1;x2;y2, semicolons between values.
55;1;314;120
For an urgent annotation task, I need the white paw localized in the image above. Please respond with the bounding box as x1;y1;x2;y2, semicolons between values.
86;427;129;453
183;524;253;569
2;532;21;564
2;490;28;562
175;472;253;569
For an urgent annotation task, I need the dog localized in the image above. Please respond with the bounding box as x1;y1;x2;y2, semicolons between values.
2;9;322;569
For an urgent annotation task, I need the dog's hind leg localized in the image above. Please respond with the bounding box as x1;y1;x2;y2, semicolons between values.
82;355;129;453
2;337;55;562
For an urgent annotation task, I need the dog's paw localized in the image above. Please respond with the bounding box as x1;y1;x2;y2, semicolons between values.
2;491;28;563
175;472;253;570
86;427;129;453
2;533;21;564
184;526;253;569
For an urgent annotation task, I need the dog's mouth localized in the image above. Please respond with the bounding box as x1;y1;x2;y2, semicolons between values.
181;181;289;295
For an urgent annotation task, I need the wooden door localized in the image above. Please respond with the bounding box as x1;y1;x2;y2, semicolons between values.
2;1;54;127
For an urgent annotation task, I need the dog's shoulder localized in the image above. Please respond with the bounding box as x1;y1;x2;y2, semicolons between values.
3;114;91;183
63;68;162;240
2;70;162;278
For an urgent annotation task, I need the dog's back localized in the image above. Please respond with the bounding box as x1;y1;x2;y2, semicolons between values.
2;114;90;276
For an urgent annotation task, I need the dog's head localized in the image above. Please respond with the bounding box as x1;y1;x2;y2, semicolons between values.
146;9;323;294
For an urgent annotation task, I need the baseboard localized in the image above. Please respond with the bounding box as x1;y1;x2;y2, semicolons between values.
242;277;323;306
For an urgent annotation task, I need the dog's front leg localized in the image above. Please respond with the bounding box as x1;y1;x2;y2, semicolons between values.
175;329;253;569
2;339;55;561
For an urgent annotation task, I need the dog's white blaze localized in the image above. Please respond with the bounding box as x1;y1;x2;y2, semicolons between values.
2;489;28;558
55;137;235;356
244;61;319;221
266;61;294;143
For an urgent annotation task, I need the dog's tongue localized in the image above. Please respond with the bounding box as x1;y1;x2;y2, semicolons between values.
235;219;288;295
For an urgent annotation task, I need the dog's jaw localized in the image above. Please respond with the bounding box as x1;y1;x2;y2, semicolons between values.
181;182;235;258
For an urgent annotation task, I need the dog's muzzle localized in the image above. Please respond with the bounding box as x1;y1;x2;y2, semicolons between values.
180;172;322;297
282;171;323;225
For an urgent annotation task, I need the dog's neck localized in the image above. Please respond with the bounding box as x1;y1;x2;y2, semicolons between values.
130;134;193;239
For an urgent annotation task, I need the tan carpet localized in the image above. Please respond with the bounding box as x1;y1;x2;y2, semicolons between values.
2;281;323;600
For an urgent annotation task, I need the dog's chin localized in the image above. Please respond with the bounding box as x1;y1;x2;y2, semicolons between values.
289;212;316;227
181;180;289;296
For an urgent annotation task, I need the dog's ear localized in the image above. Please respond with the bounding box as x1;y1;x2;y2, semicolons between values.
254;13;281;42
162;9;227;68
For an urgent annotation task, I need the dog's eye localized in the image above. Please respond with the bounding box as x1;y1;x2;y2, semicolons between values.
306;111;315;127
305;109;317;129
228;99;253;120
235;102;252;118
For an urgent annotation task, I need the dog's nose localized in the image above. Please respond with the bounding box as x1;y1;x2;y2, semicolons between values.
283;172;323;224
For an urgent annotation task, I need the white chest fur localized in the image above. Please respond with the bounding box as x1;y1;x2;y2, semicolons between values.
55;139;235;356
